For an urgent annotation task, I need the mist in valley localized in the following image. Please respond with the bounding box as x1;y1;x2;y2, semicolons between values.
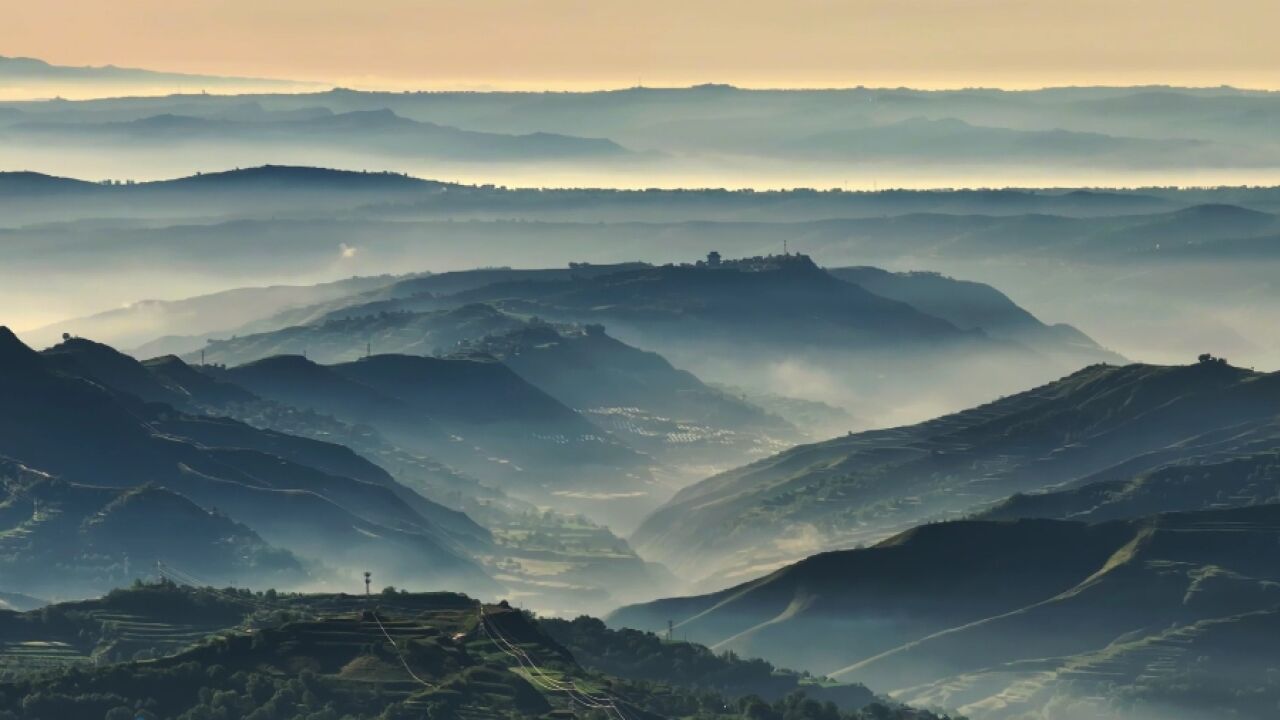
7;47;1280;720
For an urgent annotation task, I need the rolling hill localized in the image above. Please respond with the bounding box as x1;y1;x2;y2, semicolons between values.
445;254;967;348
0;583;947;720
24;273;407;352
0;327;495;598
0;457;306;599
466;321;797;463
185;303;797;470
612;503;1280;719
774;116;1251;167
98;255;1119;439
135;349;682;617
12;84;1280;175
0;165;462;226
8;108;632;162
979;438;1280;524
0;592;44;613
335;254;1087;423
631;357;1280;584
5;474;307;600
208;350;656;530
192;302;531;367
827;266;1123;365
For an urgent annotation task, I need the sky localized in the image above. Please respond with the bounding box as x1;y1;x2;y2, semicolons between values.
4;0;1280;91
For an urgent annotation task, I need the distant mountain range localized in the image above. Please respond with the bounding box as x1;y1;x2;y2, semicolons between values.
4;74;1280;719
0;55;317;95
5;108;631;162
24;273;410;357
0;165;1194;227
773;115;1265;167
6;82;1280;173
6;164;1279;373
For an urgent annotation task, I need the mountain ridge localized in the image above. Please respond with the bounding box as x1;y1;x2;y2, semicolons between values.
631;358;1279;583
0;327;497;598
612;502;1280;718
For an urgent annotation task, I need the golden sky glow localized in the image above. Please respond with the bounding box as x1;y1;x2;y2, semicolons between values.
3;0;1280;91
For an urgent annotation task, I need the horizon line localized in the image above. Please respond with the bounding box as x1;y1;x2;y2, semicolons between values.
10;81;1280;98
8;163;1280;195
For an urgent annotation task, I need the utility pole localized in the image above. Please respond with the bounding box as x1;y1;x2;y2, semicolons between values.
364;571;372;596
667;620;674;643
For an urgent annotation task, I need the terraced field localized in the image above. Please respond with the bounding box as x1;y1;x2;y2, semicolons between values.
0;639;90;675
88;609;240;661
898;608;1273;719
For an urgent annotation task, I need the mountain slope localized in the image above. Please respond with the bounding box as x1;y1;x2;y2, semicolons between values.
469;322;797;463
828;266;1122;365
330;353;647;476
193;302;529;367
0;458;305;599
41;336;191;406
614;518;1133;672
25;273;405;352
980;440;1280;523
631;358;1280;583
0;585;949;720
449;254;967;348
41;336;487;545
0;327;494;597
612;503;1280;719
213;351;655;529
188;303;795;469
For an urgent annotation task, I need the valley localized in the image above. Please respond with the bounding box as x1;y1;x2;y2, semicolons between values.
5;65;1280;720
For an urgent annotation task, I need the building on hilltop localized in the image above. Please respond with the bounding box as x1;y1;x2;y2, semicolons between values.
691;251;814;271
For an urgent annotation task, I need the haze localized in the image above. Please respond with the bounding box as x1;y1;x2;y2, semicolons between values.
7;6;1280;719
5;0;1280;91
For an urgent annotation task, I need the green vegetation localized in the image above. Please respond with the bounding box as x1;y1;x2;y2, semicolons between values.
541;616;876;709
0;584;956;720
